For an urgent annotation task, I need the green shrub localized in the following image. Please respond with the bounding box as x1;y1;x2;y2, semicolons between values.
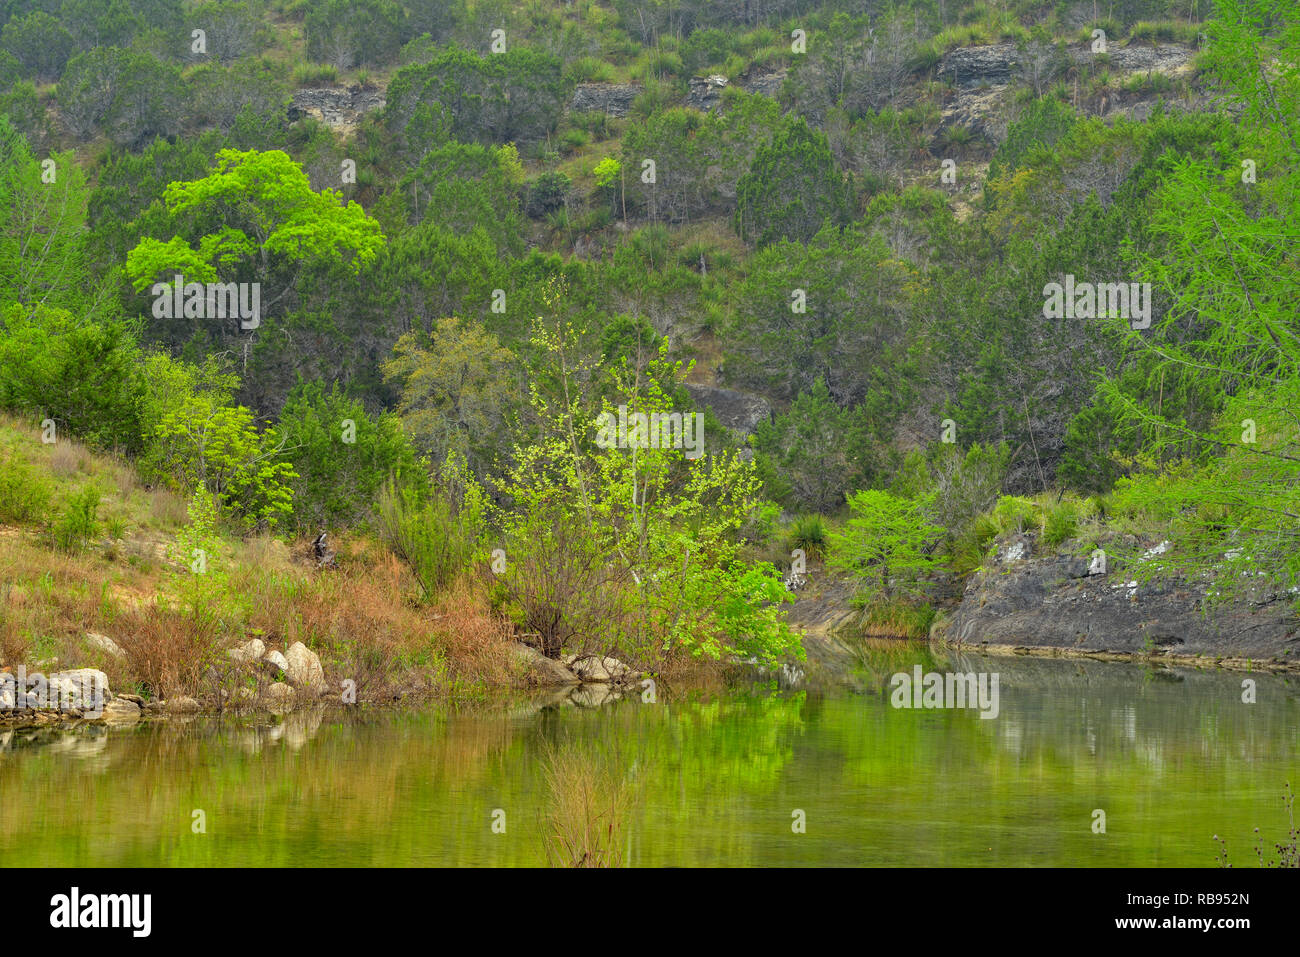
1042;501;1079;548
52;486;99;552
0;455;52;524
374;479;479;601
293;63;339;86
787;514;828;558
991;495;1036;535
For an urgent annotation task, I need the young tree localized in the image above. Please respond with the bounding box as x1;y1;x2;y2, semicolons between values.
735;115;853;246
828;489;944;602
1101;0;1300;597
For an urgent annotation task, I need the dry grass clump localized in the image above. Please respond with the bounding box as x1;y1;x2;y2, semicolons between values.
541;742;638;868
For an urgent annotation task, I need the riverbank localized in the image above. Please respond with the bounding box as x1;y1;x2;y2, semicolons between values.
784;533;1300;684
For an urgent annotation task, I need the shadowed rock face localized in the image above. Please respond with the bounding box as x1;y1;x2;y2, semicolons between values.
289;86;386;130
684;384;771;434
936;550;1300;668
571;82;641;117
938;41;1196;89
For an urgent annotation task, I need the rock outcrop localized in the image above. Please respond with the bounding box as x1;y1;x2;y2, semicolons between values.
935;541;1300;670
571;82;641;117
289;85;386;131
684;384;771;435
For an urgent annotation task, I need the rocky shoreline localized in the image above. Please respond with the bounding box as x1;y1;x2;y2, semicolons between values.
931;534;1300;673
784;532;1300;682
0;637;651;731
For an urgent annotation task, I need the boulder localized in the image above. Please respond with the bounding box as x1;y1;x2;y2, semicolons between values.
509;643;580;686
48;669;110;713
284;642;326;695
165;696;201;714
0;671;16;709
228;638;266;663
261;649;290;678
99;698;141;722
563;654;633;684
85;632;126;661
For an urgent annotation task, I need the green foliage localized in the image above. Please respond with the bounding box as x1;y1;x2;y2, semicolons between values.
786;514;828;558
987;96;1079;183
0;11;74;82
374;474;481;601
382;316;519;479
828;489;944;603
384;46;567;150
1097;0;1300;598
1041;500;1079;548
0;119;94;315
278;380;419;530
752;377;874;512
146;392;297;530
305;0;406;68
0;453;53;524
735;114;853;246
51;486;100;553
0;305;145;452
125;149;386;317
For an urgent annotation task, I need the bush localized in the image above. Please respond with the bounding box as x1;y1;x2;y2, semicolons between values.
1042;501;1079;548
0;454;52;524
277;381;419;531
51;487;100;553
374;479;477;601
293;63;339;86
0;307;146;454
787;514;828;558
991;495;1036;535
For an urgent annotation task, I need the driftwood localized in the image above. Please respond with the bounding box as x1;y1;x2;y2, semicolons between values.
311;532;337;569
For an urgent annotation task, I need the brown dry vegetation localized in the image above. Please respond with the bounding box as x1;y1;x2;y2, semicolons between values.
0;416;522;705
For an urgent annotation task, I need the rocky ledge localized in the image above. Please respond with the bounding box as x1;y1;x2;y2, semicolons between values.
933;535;1300;671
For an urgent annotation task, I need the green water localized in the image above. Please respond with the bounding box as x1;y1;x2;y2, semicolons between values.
2;651;1297;867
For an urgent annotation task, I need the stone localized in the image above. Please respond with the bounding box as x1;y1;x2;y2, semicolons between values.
265;683;296;710
165;696;201;714
510;643;580;686
48;669;110;713
288;85;385;132
228;638;266;663
284;642;326;695
570;82;640;117
99;698;141;722
683;384;771;435
261;649;290;675
85;632;126;661
686;74;728;112
563;654;633;684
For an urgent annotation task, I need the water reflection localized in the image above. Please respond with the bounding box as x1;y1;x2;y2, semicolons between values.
1;653;1296;867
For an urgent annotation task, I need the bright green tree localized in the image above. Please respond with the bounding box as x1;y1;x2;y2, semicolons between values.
828;489;944;602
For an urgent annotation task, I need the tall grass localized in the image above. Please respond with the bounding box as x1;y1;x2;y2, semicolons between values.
541;743;637;868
